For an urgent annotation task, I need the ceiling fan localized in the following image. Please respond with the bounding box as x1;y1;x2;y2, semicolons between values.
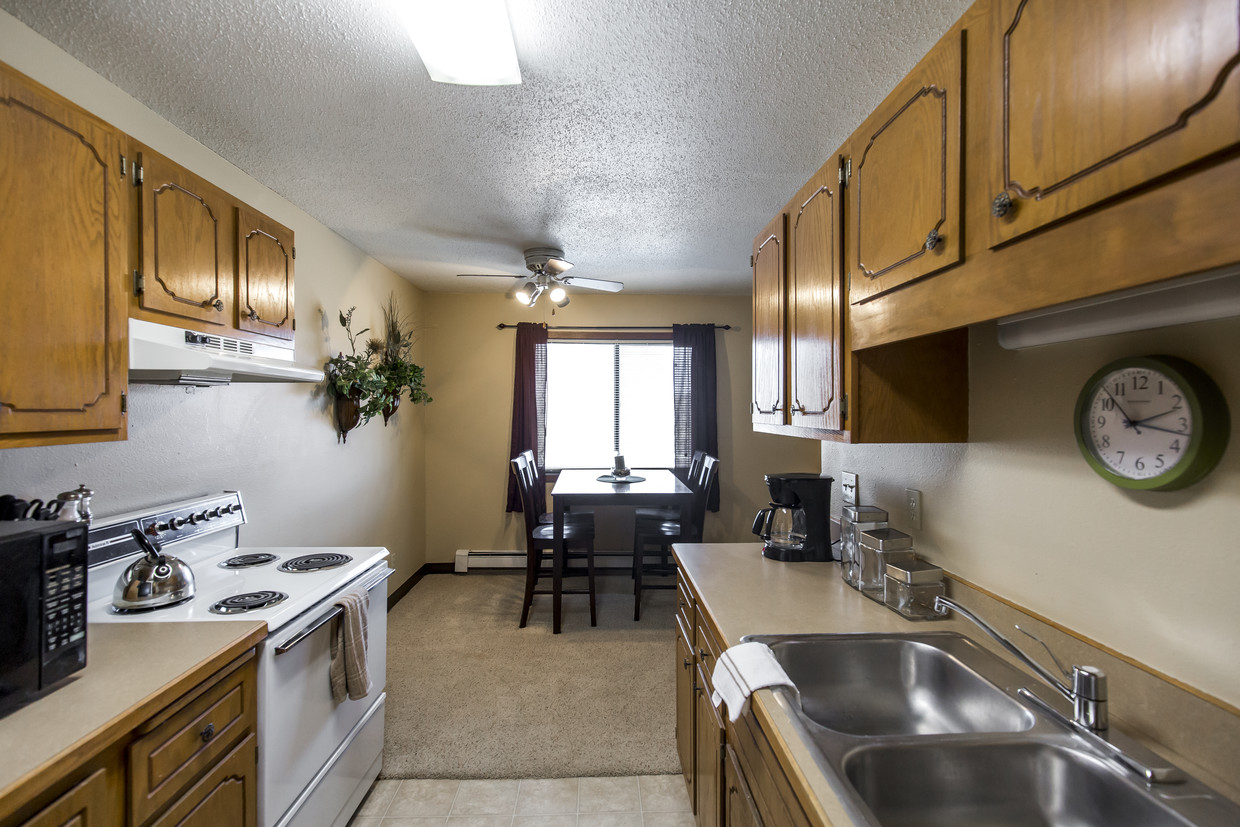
457;247;624;307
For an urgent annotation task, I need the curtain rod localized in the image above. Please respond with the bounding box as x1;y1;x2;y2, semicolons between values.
496;324;732;331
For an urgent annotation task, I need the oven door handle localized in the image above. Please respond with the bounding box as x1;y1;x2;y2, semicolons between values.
274;567;393;656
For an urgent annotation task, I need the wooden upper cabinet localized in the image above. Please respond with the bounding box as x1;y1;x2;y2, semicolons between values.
752;213;786;427
235;206;294;341
0;66;127;443
787;163;844;431
138;151;232;326
985;0;1240;246
847;29;963;303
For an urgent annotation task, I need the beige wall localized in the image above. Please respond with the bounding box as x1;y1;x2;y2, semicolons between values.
0;12;429;589
822;316;1240;706
421;292;820;562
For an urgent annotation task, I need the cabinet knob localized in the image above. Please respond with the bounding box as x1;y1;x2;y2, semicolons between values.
683;658;691;669
200;722;215;743
991;192;1014;218
212;299;224;312
248;308;259;321
699;648;712;661
924;229;944;251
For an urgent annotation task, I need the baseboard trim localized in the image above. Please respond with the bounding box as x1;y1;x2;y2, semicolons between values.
387;562;454;611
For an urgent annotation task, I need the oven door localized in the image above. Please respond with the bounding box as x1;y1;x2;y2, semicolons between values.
259;564;390;827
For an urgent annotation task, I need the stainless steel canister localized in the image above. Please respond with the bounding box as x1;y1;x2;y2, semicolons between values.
840;505;888;589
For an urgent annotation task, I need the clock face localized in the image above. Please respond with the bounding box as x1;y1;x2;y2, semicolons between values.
1074;356;1230;491
1082;367;1191;480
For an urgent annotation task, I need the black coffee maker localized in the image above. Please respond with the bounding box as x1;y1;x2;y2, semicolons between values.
753;473;834;562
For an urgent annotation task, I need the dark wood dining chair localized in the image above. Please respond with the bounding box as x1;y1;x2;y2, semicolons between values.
511;456;597;631
634;450;705;523
519;449;593;528
631;454;720;620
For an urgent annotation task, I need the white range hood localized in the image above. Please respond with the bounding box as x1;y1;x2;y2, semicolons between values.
129;318;324;386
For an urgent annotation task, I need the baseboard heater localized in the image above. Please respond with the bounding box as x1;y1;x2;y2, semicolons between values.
454;549;635;573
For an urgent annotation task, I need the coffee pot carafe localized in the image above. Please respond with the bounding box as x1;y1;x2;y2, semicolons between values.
752;503;808;556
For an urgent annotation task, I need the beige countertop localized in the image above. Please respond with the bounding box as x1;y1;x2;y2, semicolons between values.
0;620;266;814
674;542;1240;824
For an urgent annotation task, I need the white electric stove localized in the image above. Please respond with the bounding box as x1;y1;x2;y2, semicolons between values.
86;492;390;827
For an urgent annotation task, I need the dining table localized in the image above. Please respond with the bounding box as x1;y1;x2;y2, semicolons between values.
549;468;696;632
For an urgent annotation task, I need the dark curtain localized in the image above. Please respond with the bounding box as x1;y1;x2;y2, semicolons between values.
506;322;548;513
673;324;720;511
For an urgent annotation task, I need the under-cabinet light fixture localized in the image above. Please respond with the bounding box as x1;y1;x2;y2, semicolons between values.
398;0;522;86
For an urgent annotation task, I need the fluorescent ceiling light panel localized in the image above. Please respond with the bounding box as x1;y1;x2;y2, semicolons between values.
399;0;521;85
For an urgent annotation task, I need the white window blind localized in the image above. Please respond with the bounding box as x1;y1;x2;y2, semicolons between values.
544;341;674;470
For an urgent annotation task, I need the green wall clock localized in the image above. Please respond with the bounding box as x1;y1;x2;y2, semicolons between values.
1074;355;1230;491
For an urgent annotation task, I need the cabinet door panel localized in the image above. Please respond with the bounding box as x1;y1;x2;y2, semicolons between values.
788;165;844;430
150;733;257;827
724;745;761;827
17;768;112;827
140;152;230;326
694;667;723;827
235;207;293;341
849;31;963;303
987;0;1240;245
0;68;126;438
675;619;696;811
751;213;786;426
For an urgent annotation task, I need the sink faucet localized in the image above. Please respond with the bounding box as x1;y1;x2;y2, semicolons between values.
934;595;1108;731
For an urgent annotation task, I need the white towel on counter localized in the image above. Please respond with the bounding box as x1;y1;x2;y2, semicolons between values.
710;641;795;723
329;586;371;703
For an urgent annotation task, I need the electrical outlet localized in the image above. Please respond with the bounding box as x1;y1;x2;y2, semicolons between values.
906;488;922;530
841;472;858;505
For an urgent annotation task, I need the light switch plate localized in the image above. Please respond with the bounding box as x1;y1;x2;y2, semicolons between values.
841;472;858;505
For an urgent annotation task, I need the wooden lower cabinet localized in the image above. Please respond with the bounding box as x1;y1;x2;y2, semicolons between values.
724;745;761;827
675;617;696;811
149;735;256;827
2;653;257;827
17;762;122;827
694;667;724;827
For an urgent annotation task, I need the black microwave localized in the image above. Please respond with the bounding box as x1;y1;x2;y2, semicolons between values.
0;521;88;718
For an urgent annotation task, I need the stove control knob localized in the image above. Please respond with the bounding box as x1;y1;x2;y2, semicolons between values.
169;517;187;530
153;522;170;534
209;507;223;518
186;513;199;525
228;503;242;514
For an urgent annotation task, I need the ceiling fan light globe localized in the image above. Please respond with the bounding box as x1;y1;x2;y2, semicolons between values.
515;281;538;304
549;285;567;303
555;294;570;308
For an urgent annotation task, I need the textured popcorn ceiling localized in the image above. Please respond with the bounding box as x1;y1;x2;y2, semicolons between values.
3;0;970;294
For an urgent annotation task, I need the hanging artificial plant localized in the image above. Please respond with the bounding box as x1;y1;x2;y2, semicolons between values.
324;299;430;442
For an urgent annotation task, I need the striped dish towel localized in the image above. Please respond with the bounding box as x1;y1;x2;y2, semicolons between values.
329;587;371;703
710;641;795;723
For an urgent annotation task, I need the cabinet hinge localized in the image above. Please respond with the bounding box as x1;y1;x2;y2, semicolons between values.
134;163;144;186
840;158;852;187
749;254;754;269
841;393;849;420
291;246;296;260
292;318;296;331
119;154;127;177
133;270;145;295
121;392;128;415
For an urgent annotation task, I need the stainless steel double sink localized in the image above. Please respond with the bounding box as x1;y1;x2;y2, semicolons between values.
742;633;1239;827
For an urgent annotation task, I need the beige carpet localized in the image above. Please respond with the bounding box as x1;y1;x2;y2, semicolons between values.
380;572;680;779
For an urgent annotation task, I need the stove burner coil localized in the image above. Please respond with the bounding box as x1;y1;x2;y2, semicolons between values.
209;590;289;614
278;553;353;573
218;553;281;569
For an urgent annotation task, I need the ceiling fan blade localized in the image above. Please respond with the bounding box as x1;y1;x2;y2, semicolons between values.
563;276;623;293
543;257;574;276
456;273;521;279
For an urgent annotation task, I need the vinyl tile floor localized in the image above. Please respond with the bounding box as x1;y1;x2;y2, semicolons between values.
347;775;694;826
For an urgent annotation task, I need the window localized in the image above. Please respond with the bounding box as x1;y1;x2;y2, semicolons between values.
543;338;674;470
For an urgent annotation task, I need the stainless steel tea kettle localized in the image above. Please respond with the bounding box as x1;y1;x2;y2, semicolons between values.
113;528;196;612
